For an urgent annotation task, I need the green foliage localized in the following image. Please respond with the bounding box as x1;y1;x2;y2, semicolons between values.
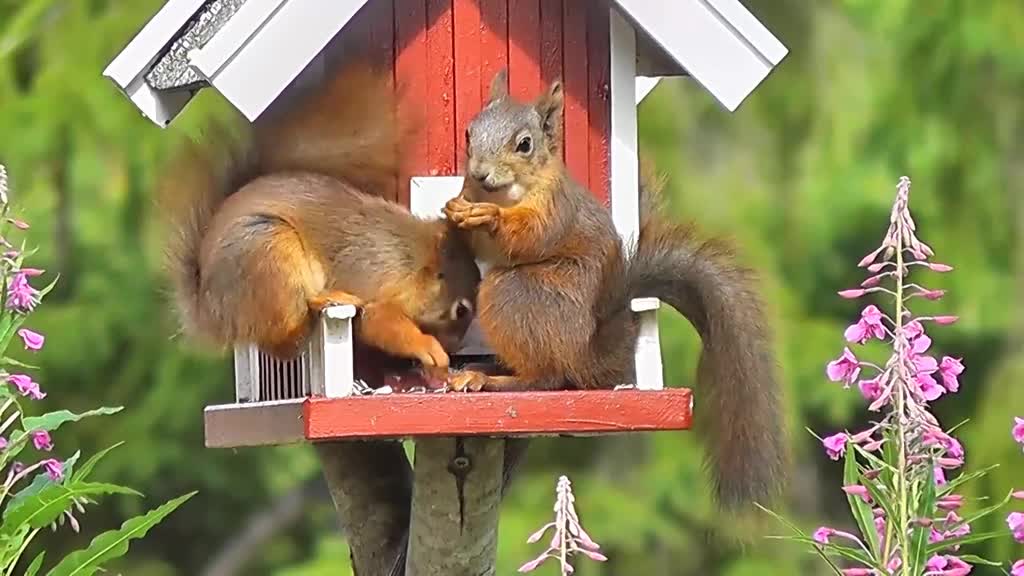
0;0;1022;574
45;491;196;576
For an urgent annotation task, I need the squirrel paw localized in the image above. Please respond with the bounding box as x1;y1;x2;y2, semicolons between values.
308;290;364;313
444;197;500;230
412;335;450;381
447;370;489;392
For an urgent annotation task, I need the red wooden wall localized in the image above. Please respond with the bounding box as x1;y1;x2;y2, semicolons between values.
333;0;611;207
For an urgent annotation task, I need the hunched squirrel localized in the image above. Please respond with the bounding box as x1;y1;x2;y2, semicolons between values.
159;63;480;379
444;71;786;508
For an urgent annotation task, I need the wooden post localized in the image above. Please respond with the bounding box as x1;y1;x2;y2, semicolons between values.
405;438;505;576
316;441;413;576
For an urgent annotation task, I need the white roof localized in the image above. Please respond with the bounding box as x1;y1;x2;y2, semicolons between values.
103;0;787;126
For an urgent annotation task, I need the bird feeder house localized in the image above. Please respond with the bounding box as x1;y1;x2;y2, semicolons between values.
104;0;787;449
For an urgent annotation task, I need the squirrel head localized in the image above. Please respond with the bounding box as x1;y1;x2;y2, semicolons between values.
462;70;564;205
413;223;481;353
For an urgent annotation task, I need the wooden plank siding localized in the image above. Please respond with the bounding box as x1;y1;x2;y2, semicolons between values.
328;0;610;208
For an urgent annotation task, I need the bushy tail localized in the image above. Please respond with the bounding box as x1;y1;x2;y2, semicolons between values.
254;62;418;201
157;61;407;342
157;124;254;343
627;170;786;509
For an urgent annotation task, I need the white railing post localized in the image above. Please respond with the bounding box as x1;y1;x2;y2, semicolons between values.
630;297;664;390
309;304;357;398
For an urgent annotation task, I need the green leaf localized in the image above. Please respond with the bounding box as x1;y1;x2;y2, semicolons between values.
33;275;59;301
21;407;123;433
907;465;937;574
71;443;124;483
0;357;39;370
843;445;878;555
956;554;1003;567
957;490;1014;528
754;503;847;576
925;531;1008;554
25;550;45;576
940;464;999;496
44;491;197;576
1;482;141;535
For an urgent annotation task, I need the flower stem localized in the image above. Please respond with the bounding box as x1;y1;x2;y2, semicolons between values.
4;526;40;576
893;199;910;573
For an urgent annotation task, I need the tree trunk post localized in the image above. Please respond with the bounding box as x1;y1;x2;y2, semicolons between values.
405;437;505;576
316;440;414;576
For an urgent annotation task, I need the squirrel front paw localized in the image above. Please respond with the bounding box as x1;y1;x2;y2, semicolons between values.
444;197;500;230
447;370;490;392
411;334;450;381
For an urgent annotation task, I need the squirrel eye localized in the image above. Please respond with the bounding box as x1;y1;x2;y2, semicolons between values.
515;135;533;154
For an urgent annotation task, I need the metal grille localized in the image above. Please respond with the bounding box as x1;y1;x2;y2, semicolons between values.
256;349;310;401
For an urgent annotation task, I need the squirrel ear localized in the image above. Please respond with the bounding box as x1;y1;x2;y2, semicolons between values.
488;69;509;104
536;80;564;147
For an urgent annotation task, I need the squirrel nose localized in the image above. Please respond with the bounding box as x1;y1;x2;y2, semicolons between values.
452;298;473;321
470;168;490;184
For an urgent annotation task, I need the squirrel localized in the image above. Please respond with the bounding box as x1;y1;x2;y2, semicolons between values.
158;62;481;379
443;70;786;508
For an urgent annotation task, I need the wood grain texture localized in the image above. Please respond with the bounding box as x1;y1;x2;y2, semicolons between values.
427;0;456;176
453;0;481;171
561;0;589;188
316;441;411;576
587;1;611;205
508;0;541;102
395;0;429;206
479;0;508;99
304;389;693;440
405;438;503;576
204;400;305;448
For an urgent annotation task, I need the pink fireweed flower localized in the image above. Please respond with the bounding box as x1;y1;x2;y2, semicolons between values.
17;268;44;277
1011;560;1024;576
838;289;866;299
41;459;63;482
1008;512;1024;543
0;436;7;450
917;288;946;301
31;430;52;451
842;484;871;503
932;315;959;325
914;372;945;401
925;555;972;576
822;433;848;461
1012;417;1024;446
927;262;954;272
7;218;28;230
844;305;887;344
938;356;964;392
936;495;963;511
6;272;38;312
862;439;884;452
934;466;947;486
1012;490;1024;500
941;512;970;539
858;375;884;401
17;328;44;351
827;348;861;387
811;527;861;545
842;569;875;576
7;374;44;400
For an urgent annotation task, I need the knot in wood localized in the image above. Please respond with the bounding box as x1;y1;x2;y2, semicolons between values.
448;455;472;476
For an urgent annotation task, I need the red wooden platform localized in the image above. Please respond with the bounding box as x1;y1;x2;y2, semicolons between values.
204;389;692;448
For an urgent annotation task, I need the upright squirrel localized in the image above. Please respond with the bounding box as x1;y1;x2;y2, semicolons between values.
444;71;785;508
159;63;480;378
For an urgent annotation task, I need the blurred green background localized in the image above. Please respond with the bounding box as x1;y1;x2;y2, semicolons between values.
2;0;1023;574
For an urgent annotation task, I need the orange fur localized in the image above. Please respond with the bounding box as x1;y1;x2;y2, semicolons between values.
158;61;480;373
446;72;786;510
